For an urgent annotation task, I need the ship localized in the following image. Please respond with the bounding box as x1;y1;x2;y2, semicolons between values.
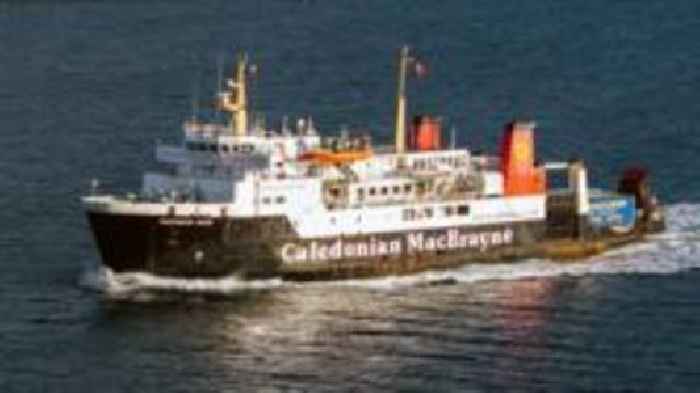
82;47;665;281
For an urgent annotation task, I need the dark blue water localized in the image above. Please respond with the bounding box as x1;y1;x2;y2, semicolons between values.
2;1;700;391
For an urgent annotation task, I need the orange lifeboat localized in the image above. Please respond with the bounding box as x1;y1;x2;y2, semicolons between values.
297;148;373;165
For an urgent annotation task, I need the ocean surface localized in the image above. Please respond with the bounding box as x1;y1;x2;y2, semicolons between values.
2;1;700;392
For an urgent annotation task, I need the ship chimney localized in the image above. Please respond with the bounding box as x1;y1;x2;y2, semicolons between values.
500;121;546;196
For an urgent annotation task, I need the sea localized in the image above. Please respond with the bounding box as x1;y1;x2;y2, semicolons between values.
1;1;700;392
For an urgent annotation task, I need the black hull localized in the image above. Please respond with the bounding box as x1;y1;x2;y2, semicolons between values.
88;211;585;280
87;213;292;278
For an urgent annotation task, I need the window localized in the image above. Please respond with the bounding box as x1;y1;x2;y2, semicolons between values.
457;205;469;216
221;145;230;153
262;197;271;205
232;145;240;152
381;187;388;196
404;184;412;193
393;185;401;194
424;208;433;218
330;188;340;198
444;206;454;217
369;187;376;196
403;209;416;221
357;188;365;201
276;196;286;204
209;144;218;152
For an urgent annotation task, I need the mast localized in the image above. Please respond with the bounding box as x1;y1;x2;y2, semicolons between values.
218;53;249;136
394;45;409;154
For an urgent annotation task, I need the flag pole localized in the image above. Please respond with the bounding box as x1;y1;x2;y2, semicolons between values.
394;45;409;154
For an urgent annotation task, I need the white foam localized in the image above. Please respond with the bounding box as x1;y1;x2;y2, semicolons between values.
80;203;700;295
80;266;284;298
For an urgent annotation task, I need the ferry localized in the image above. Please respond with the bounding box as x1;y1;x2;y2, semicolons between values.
82;47;665;280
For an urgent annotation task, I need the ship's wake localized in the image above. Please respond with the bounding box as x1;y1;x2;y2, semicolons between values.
80;203;700;297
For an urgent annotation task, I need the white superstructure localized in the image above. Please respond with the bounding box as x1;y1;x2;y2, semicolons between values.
84;49;548;240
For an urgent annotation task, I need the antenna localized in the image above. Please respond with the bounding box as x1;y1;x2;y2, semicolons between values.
215;53;224;121
191;67;201;122
282;115;290;135
216;53;224;92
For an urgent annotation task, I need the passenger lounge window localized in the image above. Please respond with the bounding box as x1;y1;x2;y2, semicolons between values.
444;206;454;217
403;209;416;221
457;205;469;216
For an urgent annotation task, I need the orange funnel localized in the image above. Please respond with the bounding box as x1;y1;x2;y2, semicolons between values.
500;121;546;195
409;115;441;151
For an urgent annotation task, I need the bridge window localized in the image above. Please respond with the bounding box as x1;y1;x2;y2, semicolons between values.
188;142;206;151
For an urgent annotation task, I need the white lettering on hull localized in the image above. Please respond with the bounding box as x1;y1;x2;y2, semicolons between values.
281;228;515;264
159;218;214;226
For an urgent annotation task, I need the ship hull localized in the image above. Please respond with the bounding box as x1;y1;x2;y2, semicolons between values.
86;211;574;280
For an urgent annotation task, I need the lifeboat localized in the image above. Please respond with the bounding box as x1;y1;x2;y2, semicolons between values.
297;148;373;165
